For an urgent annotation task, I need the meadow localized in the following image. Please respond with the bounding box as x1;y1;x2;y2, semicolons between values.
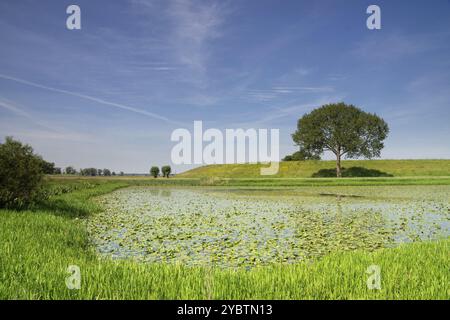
0;171;449;299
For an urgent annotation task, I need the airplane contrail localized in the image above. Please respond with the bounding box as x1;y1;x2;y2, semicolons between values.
0;73;182;125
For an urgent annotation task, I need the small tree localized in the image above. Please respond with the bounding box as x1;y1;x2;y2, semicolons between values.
54;167;62;175
119;171;124;176
150;166;160;178
161;165;171;178
97;169;103;176
292;103;389;177
65;166;77;175
0;137;44;208
103;169;111;176
81;168;97;176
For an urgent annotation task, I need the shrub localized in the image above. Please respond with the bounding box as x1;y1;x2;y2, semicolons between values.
0;137;45;208
311;166;393;178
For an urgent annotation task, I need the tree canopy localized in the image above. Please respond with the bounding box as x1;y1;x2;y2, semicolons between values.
0;137;44;208
150;166;160;178
292;103;389;177
282;149;321;161
161;165;171;178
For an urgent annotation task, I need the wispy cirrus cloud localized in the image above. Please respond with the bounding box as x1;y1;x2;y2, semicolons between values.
246;86;334;102
0;98;32;118
0;74;182;125
168;0;226;73
0;97;96;142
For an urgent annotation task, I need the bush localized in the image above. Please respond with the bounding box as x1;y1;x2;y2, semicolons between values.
0;137;45;208
311;166;393;178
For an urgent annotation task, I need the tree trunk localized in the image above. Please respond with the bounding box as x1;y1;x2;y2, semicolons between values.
336;153;342;178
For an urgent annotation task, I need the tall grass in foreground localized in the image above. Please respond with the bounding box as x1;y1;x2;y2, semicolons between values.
0;181;448;299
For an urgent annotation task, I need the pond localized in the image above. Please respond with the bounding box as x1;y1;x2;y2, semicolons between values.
88;185;450;267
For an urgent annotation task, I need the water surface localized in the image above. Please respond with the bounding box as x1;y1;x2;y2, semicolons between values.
88;185;450;267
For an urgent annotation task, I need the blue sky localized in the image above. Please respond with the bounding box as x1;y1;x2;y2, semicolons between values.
0;0;449;173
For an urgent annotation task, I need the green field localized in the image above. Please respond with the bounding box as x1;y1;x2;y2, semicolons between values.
1;176;449;299
178;159;450;178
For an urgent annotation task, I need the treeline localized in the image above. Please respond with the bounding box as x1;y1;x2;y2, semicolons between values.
40;161;124;176
78;168;123;177
0;136;166;209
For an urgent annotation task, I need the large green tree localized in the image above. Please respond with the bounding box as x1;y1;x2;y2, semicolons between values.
0;137;44;208
292;103;389;177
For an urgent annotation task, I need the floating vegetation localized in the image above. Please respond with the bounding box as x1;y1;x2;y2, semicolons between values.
88;186;450;268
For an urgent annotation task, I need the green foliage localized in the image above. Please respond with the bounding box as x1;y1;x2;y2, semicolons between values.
40;160;56;174
312;166;394;178
0;180;448;299
103;169;111;176
0;137;45;208
292;103;389;177
150;166;160;178
81;168;97;176
161;165;171;178
283;149;321;161
65;166;77;175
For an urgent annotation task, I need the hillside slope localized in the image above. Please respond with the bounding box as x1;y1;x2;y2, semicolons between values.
178;160;450;178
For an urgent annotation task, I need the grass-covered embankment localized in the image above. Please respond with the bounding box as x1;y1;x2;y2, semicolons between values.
0;180;448;299
179;159;450;178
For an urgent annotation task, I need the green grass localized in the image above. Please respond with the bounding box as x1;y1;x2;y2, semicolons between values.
179;159;450;178
0;180;448;299
48;175;450;187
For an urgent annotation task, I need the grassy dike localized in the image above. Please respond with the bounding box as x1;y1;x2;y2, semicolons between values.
0;180;449;299
179;159;450;178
